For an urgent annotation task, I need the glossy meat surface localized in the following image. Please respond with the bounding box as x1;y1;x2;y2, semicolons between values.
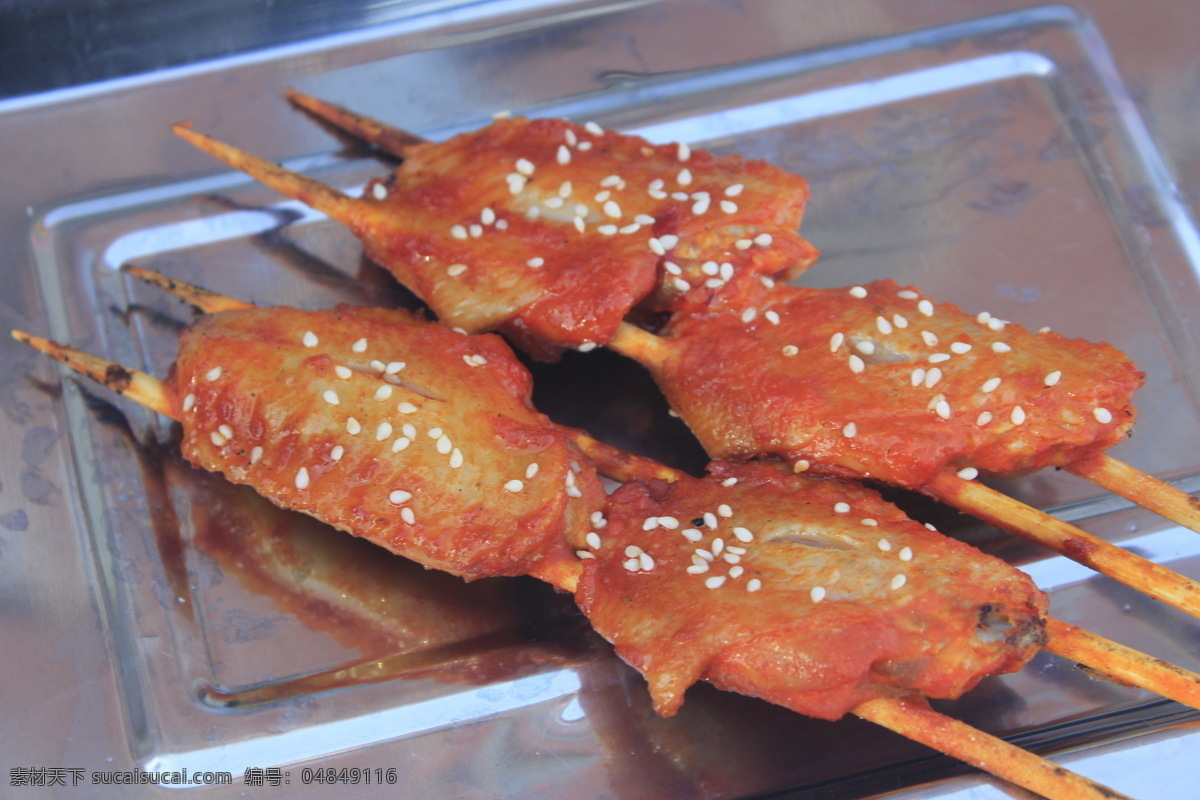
652;280;1144;488
167;304;605;580
349;116;815;352
573;461;1047;720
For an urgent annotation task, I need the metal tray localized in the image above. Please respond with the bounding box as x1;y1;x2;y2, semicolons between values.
4;1;1200;797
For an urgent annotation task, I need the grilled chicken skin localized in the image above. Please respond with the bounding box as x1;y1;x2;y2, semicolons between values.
573;460;1048;721
169;304;605;581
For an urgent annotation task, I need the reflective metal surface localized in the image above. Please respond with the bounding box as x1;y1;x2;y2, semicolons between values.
3;1;1200;798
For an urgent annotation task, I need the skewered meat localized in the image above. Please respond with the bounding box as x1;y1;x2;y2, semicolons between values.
168;302;605;581
172;116;818;356
640;280;1144;489
573;459;1047;720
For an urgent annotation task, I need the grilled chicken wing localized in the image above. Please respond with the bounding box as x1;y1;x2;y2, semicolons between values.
169;303;605;581
573;460;1048;720
646;280;1144;488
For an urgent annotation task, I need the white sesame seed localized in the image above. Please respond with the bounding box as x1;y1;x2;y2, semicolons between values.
659;516;680;530
898;290;919;300
639;552;655;571
899;547;913;562
988;318;1006;331
659;234;679;249
735;239;752;250
515;158;534;176
372;183;388;200
295;467;310;489
504;479;524;493
577;551;595;560
218;424;233;440
375;385;393;401
982;377;1002;392
480;207;496;225
506;174;526;194
558;180;573;198
401;507;415;525
834;502;850;514
450;224;468;240
578;141;593;151
206;366;222;381
302;331;319;348
719;262;735;281
891;574;907;590
705;576;726;590
793;459;810;472
692;195;710;214
250;446;262;465
556;145;571;164
765;310;781;325
957;467;979;480
585;121;603;135
893;314;909;329
392;437;411;453
950;342;973;354
843;422;858;438
704;512;718;529
526;257;545;268
732;527;754;543
741;307;757;323
918;300;935;317
371;360;386;372
717;504;733;518
564;129;577;146
686;564;710;575
602;200;621;218
591;512;607;529
676;142;690;161
1094;407;1113;423
436;434;452;454
925;368;943;389
678;168;693;186
448;263;468;277
323;390;340;405
210;431;227;447
573;217;585;233
876;316;893;335
525;462;539;480
855;341;876;355
468;224;482;238
1045;370;1062;386
935;400;952;419
450;449;464;469
747;578;762;592
849;286;868;299
377;422;393;441
911;368;926;387
682;528;703;542
928;353;951;364
976;412;993;426
386;361;405;374
861;518;878;527
389;490;412;504
992;342;1012;353
849;355;865;373
810;586;826;603
586;532;602;549
334;365;353;380
1011;406;1026;425
977;311;992;325
721;477;739;487
921;331;939;347
720;200;738;214
182;393;196;412
625;545;644;558
352;338;367;353
878;539;892;551
754;233;773;246
619;223;641;234
598;224;618;236
544;196;565;209
397;402;418;415
648;238;666;256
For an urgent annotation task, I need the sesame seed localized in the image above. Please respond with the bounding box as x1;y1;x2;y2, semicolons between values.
741;307;757;323
625;545;644;558
389;490;412;504
849;286;868;299
982;377;1002;392
586;532;602;549
754;233;773;246
1045;370;1062;386
556;145;571;164
861;518;878;527
876;316;893;335
515;158;535;176
564;129;577;146
928;353;951;364
436;434;452;454
765;310;781;325
719;262;735;281
468;224;482;238
855;341;876;355
717;504;733;518
206;366;223;381
544;196;565;209
642;516;660;532
898;290;919;299
705;576;726;590
585;121;603;135
218;424;233;440
682;528;703;542
935;400;952;419
918;300;935;317
686;564;710;575
210;431;227;446
893;314;909;329
598;224;618;235
1094;407;1113;423
577;551;595;560
670;277;688;292
732;527;754;543
921;331;939;347
747;579;762;592
525;462;539;479
957;467;979;480
811;586;826;603
323;390;340;405
401;507;415;524
692;195;710;214
704;512;718;528
659;516;680;530
925;368;943;389
976;412;993;426
397;402;418;414
988;318;1006;331
371;360;386;371
450;449;464;469
504;479;524;493
735;238;752;250
450;224;468;240
899;547;913;561
372;183;388;200
992;342;1012;353
639;552;655;571
603;200;621;218
526;257;545;268
352;338;368;353
648;238;666;256
182;393;196;412
558;181;573;198
720;200;738;213
295;467;310;489
678;168;693;186
728;564;744;577
793;459;810;472
481;207;496;225
834;502;850;513
578;141;593;151
891;574;907;590
721;477;739;487
1011;406;1026;425
619;223;641;234
676;142;690;161
506;174;526;194
447;263;468;277
573;217;585;233
392;437;411;452
386;361;405;374
878;539;892;551
659;234;679;249
843;422;858;438
849;355;865;373
250;446;262;465
334;365;353;380
977;311;992;325
302;331;319;348
377;422;393;441
911;368;926;387
375;385;393;401
950;342;972;354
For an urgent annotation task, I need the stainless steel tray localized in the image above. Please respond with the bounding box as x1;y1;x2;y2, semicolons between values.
4;1;1200;798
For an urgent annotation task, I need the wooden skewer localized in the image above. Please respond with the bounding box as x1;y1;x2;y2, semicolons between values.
1067;452;1200;534
285;88;427;160
854;696;1131;800
608;322;1200;621
12;326;1136;800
